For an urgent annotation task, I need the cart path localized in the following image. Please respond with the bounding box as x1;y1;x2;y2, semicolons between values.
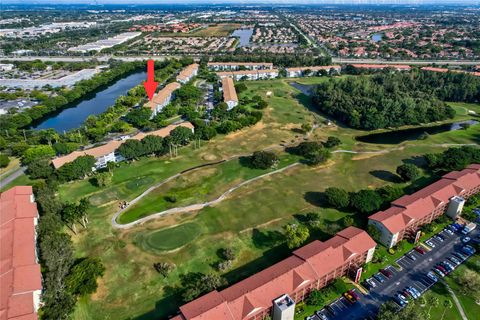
442;280;468;320
112;162;300;229
111;143;478;228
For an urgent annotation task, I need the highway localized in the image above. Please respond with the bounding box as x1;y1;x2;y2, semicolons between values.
1;55;479;65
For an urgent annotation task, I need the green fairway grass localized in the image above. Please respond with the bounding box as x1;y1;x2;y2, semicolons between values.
138;222;202;253
26;76;477;320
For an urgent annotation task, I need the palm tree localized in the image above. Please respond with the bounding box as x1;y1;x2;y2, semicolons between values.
427;296;439;316
441;299;453;320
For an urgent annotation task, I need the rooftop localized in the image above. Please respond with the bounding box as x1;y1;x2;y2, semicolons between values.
0;186;42;320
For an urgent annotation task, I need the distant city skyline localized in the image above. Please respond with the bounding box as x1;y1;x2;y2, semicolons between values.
2;0;479;5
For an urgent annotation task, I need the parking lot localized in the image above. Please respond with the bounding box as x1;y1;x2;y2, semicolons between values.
304;224;479;320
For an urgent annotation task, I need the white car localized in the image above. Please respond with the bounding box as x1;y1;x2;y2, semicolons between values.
462;237;471;244
426;240;436;248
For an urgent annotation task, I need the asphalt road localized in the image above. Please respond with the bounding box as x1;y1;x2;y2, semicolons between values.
0;167;26;189
1;55;479;65
335;227;480;320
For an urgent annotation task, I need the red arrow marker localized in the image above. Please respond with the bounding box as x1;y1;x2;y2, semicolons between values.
143;59;158;101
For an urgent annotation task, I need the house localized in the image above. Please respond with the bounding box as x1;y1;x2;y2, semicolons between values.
285;65;341;78
176;64;199;84
350;64;411;71
369;164;480;248
0;186;42;320
421;67;480;77
221;77;238;110
0;63;15;72
149;82;181;117
51;122;195;170
207;62;273;71
172;226;376;320
257;69;279;79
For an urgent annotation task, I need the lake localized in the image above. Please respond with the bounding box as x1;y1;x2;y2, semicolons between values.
356;120;479;144
33;71;146;132
231;28;253;47
372;33;383;42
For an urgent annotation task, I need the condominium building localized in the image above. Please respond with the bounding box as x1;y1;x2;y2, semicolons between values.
51;122;195;170
177;64;199;84
149;82;181;117
216;69;279;81
349;64;411;71
285;65;341;78
207;62;273;71
172;226;376;320
221;77;238;110
368;164;480;248
1;186;42;320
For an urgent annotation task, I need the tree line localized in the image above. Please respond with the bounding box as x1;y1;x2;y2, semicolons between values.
34;183;104;319
312;70;471;130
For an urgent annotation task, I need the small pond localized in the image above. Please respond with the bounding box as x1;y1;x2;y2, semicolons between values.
356;120;479;144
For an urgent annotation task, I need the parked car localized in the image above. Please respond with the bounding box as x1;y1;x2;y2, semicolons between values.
393;296;407;308
414;246;426;254
344;292;356;304
448;256;461;266
367;278;377;288
407;251;417;261
443;260;455;270
362;280;372;290
444;228;454;236
397;293;409;303
373;273;386;283
349;290;360;301
462;237;471;244
406;286;419;299
315;311;328;320
433;267;445;277
325;305;336;317
427;271;438;282
453;252;467;261
380;268;393;279
402;289;412;299
436;264;448;274
426;240;436;248
434;235;444;242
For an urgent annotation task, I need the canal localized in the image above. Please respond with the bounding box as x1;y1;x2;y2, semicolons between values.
33;71;146;132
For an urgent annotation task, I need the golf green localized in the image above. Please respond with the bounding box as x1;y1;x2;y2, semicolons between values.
141;222;202;252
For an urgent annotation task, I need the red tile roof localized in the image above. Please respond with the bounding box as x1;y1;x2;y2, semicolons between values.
369;164;480;234
176;227;375;320
0;186;42;320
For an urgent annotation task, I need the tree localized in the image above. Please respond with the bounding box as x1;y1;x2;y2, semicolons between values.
219;247;236;261
153;262;175;277
440;299;453;320
377;185;404;203
324;187;350;208
124;107;152;128
22;145;56;164
94;172;112;187
283;223;310;249
180;272;226;302
250;151;279;169
301;123;312;133
117;139;144;160
324;136;341;148
65;257;105;296
142;135;165;155
235;83;247;93
306;148;331;165
454;269;480;300
350;189;383;214
57;156;95;181
367;224;382;242
396;163;420;182
0;154;10;168
342;216;354;227
170;126;194;146
27;158;54;179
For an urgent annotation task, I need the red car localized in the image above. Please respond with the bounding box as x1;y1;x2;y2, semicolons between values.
348;290;360;301
414;246;426;255
380;268;393;278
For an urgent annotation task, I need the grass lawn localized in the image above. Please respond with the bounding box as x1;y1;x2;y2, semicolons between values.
190;23;241;37
0;157;20;176
18;76;475;320
117;153;300;224
136;222;203;253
